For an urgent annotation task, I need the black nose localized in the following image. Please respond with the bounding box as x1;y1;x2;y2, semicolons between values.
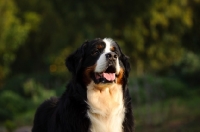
105;52;118;61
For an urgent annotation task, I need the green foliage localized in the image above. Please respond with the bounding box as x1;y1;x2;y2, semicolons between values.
0;78;57;130
125;0;193;75
0;0;30;85
0;0;199;78
4;0;195;77
131;76;200;131
0;91;26;120
175;51;200;74
134;97;200;132
22;79;56;105
130;75;189;104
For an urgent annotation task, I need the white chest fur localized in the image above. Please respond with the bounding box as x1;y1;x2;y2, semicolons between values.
87;82;125;132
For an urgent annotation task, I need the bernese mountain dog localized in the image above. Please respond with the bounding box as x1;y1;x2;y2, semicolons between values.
32;38;134;132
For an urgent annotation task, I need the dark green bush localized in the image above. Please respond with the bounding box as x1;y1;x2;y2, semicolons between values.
129;75;189;104
0;91;27;121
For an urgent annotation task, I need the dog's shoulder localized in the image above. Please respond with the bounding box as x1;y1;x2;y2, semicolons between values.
32;97;59;132
37;97;59;113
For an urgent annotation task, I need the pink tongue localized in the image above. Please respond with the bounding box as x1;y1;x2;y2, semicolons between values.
103;73;115;81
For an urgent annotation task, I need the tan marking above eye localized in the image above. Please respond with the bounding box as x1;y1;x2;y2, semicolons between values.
110;46;116;52
96;42;105;50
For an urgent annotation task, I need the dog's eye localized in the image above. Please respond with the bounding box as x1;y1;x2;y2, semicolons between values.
91;50;100;56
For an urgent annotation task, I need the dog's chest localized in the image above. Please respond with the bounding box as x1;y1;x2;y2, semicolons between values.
87;83;125;132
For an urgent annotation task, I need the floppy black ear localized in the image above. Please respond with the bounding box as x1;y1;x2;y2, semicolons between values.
115;42;131;77
121;54;131;77
65;42;87;76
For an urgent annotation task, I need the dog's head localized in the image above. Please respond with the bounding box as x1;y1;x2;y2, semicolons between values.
66;38;130;87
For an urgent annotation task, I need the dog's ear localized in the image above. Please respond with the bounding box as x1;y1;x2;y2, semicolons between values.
121;54;131;77
115;42;131;77
65;41;87;76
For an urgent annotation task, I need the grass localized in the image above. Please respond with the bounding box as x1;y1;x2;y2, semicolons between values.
134;96;200;132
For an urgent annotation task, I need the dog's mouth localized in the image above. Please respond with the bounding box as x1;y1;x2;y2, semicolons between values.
93;65;117;84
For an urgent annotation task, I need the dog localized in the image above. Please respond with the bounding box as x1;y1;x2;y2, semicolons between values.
32;38;134;132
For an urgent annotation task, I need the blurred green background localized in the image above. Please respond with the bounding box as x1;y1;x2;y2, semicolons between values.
0;0;200;131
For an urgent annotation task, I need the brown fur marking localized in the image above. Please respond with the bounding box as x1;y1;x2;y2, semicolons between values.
116;68;124;84
83;65;96;85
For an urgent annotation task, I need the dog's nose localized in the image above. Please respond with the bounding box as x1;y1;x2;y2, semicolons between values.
105;52;118;61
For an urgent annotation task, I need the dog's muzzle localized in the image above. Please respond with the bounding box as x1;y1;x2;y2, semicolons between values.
94;52;118;84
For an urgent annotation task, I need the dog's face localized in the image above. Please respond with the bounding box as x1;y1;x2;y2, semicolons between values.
66;38;130;86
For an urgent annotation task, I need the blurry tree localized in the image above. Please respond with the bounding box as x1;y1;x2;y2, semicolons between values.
0;0;30;86
121;0;193;75
0;0;198;85
8;0;153;77
48;0;194;76
168;0;200;87
183;0;200;53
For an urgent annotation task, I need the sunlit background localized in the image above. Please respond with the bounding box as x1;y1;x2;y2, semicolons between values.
0;0;200;131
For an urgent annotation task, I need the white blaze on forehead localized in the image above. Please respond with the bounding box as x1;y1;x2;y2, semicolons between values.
94;38;120;74
103;38;113;53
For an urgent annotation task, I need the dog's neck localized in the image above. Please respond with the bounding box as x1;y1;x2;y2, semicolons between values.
86;81;125;132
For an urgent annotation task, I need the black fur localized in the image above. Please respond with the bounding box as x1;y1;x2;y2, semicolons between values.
32;38;134;132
